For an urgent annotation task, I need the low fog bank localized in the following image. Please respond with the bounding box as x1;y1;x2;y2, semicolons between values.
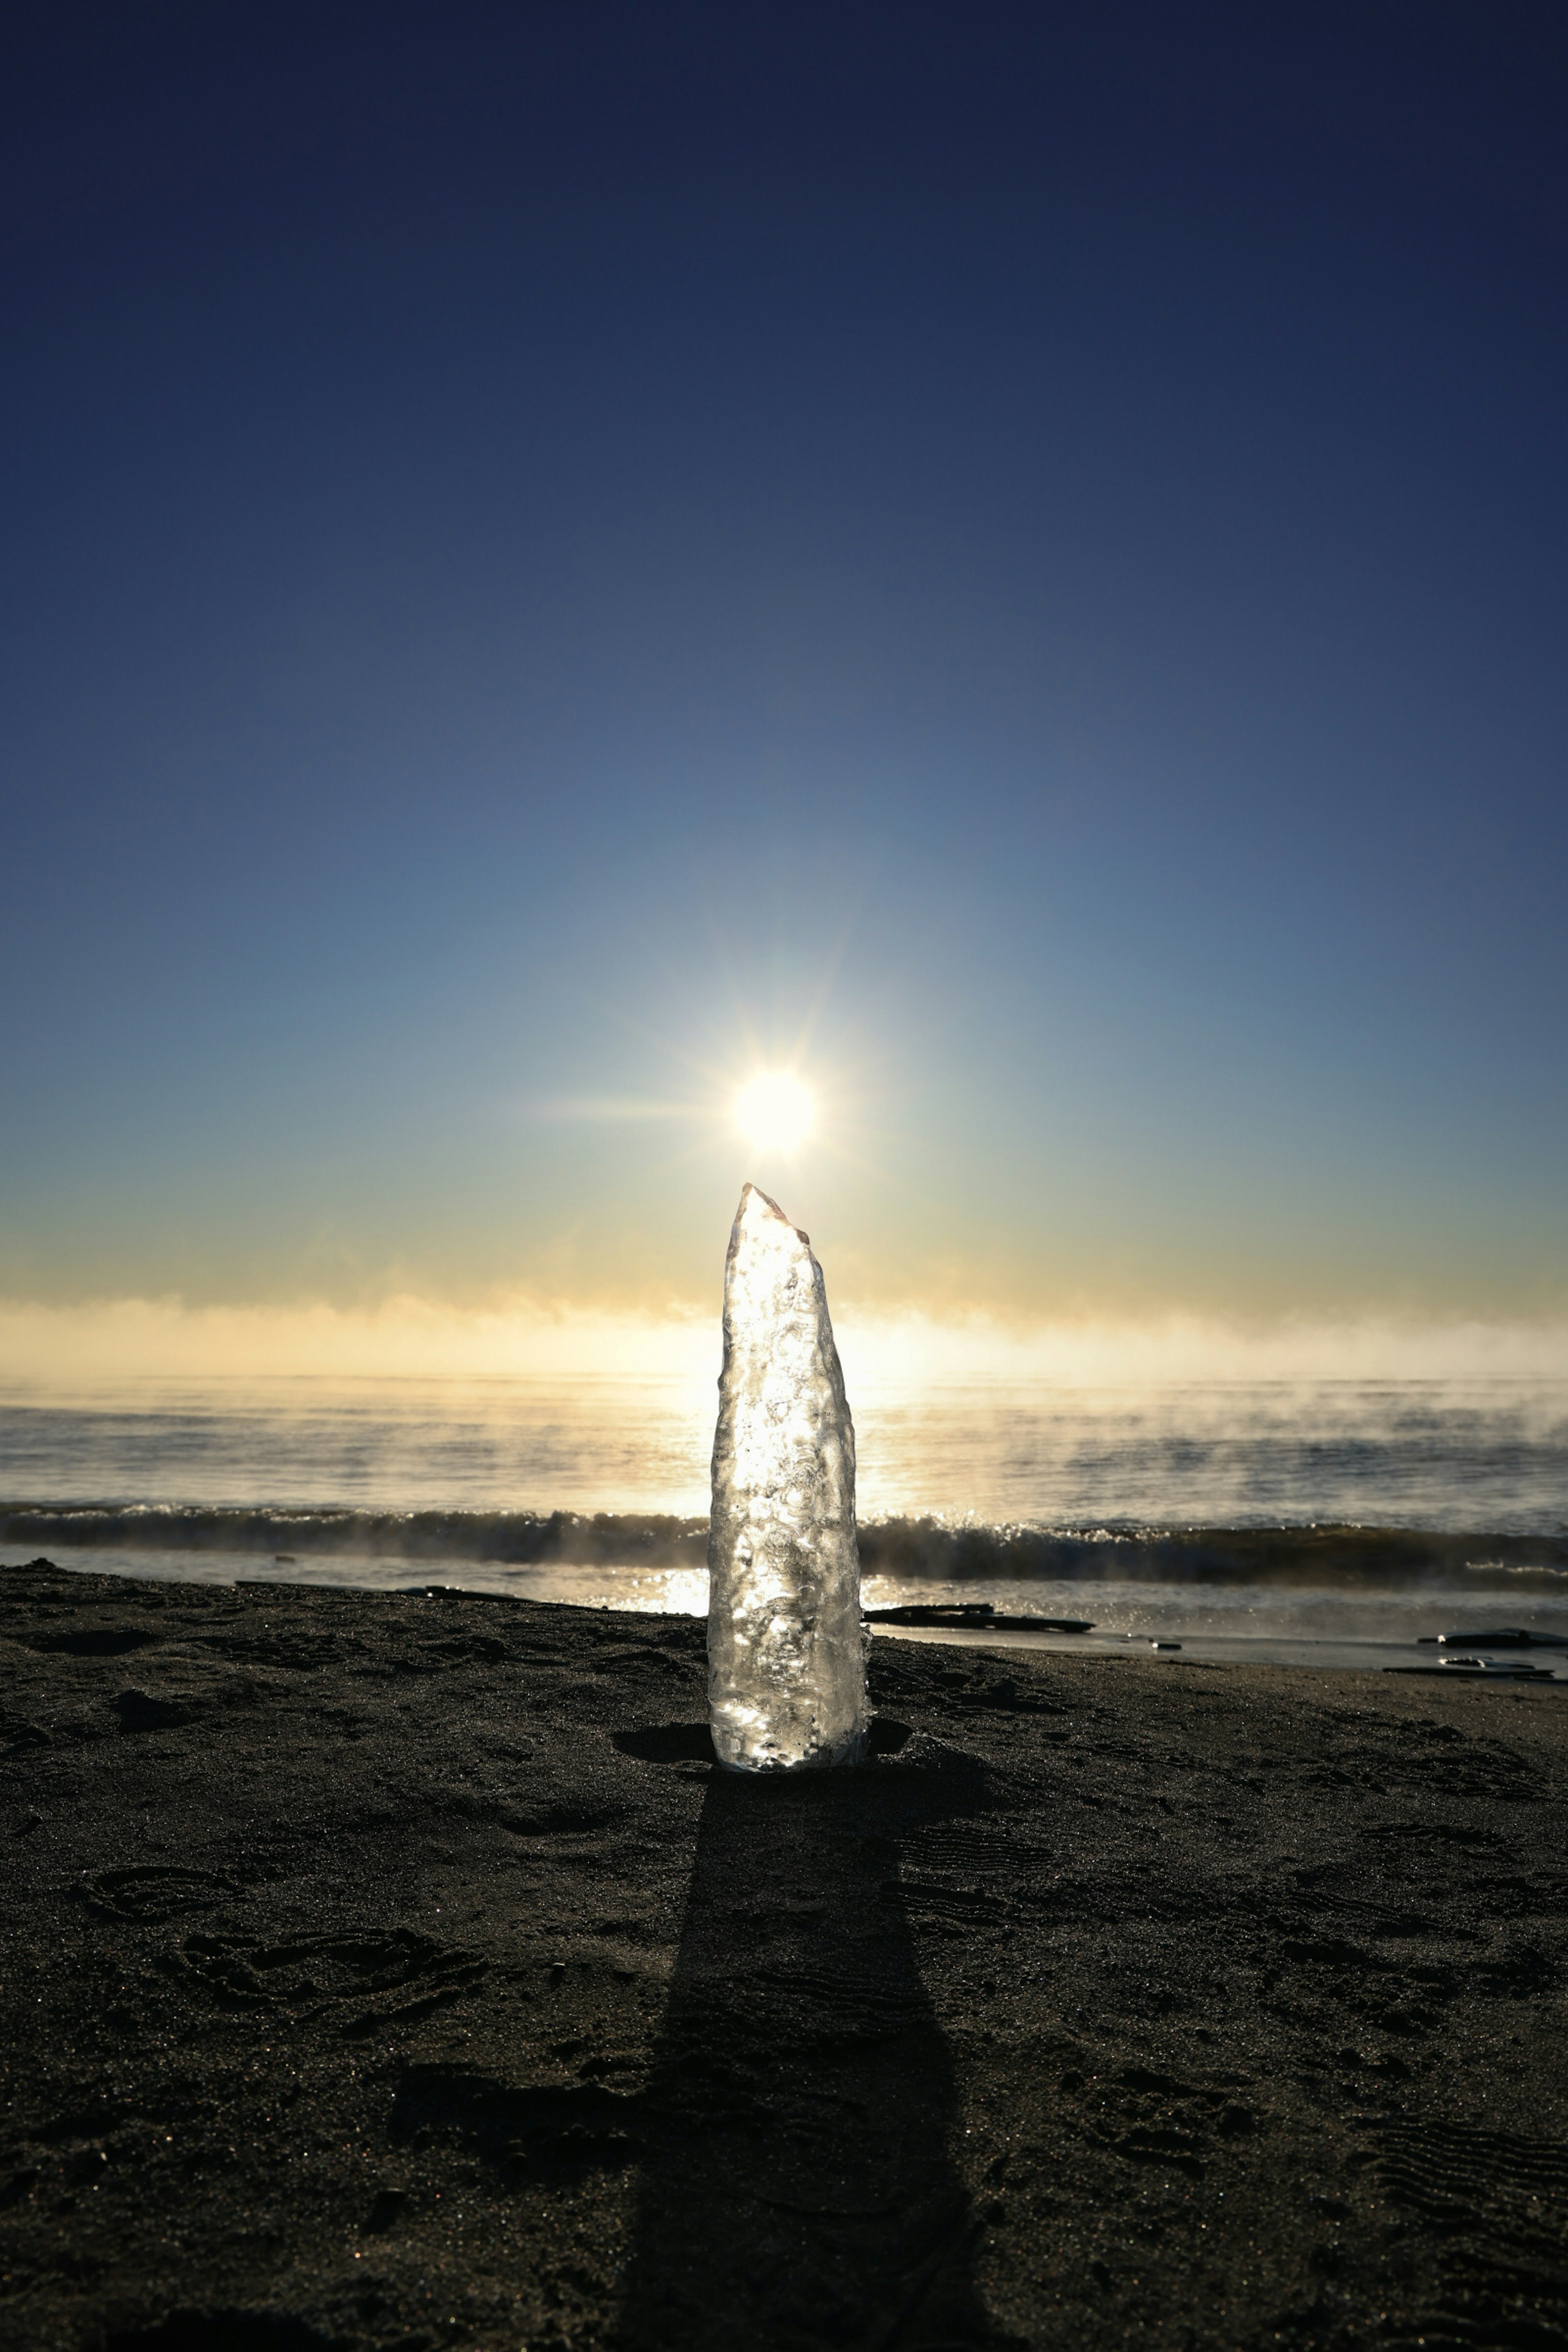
4;1293;1568;1397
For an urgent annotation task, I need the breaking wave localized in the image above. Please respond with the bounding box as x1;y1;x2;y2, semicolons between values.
4;1501;1567;1590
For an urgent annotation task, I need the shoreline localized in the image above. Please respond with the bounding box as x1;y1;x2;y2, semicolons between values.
5;1545;1568;1683
3;1554;1566;2350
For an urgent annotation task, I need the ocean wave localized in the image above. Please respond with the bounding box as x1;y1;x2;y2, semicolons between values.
0;1503;708;1568
862;1520;1568;1586
4;1502;1568;1587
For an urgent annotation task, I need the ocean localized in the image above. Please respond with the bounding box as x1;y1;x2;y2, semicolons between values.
3;1373;1566;1678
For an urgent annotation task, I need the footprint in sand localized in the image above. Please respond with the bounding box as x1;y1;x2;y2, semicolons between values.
176;1926;489;2037
82;1867;243;1923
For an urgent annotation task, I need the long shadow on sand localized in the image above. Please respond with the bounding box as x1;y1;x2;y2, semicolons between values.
615;1726;1000;2352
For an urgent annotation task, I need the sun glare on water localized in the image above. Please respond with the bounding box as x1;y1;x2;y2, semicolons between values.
733;1071;815;1154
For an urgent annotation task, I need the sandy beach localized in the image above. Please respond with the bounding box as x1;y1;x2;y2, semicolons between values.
2;1554;1566;2351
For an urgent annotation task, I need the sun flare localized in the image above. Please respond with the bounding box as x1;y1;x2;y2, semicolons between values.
733;1070;815;1155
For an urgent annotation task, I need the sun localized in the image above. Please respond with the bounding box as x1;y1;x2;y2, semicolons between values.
733;1070;815;1154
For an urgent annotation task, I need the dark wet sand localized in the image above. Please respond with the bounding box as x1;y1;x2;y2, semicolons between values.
2;1555;1566;2352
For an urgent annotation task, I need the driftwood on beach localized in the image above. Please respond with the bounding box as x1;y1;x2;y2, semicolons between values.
2;1555;1566;2351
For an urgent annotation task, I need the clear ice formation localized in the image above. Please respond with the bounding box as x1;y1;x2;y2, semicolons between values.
708;1183;868;1772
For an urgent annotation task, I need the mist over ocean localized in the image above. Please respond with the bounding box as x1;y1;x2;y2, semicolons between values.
4;1374;1566;1676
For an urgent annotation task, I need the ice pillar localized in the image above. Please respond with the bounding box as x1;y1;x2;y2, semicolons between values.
707;1184;868;1771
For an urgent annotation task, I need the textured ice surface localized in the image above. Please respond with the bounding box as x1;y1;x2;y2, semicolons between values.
708;1184;868;1771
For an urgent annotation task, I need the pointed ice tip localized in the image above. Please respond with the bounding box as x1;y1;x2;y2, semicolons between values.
731;1182;807;1251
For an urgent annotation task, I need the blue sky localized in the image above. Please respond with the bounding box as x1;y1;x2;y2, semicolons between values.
4;3;1565;1326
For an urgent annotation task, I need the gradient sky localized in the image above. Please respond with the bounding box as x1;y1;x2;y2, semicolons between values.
4;3;1566;1331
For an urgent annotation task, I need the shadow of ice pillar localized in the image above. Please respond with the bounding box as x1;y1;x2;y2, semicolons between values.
615;1765;991;2352
708;1183;869;1771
